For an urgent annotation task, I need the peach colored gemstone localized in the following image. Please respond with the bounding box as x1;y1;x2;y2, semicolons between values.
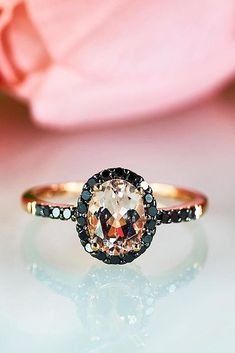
87;179;146;255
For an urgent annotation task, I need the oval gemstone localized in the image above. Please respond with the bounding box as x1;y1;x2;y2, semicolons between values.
87;179;146;255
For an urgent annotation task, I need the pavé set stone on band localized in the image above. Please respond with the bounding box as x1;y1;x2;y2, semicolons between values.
22;167;208;265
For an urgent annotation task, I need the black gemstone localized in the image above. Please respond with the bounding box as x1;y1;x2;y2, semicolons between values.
43;206;50;217
189;207;196;220
147;220;156;230
77;216;86;227
104;258;111;264
127;171;138;183
71;207;77;218
162;212;171;223
77;202;87;214
81;190;91;201
156;211;162;223
109;256;120;265
35;204;42;216
171;210;179;223
180;208;189;220
126;209;140;223
101;169;110;179
115;167;125;178
94;251;107;261
143;235;152;244
87;177;97;187
124;253;135;263
78;229;88;241
148;206;157;217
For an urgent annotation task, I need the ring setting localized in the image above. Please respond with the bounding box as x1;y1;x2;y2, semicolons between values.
22;167;208;265
77;168;157;264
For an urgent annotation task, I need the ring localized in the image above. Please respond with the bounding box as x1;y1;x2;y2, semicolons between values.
21;167;208;265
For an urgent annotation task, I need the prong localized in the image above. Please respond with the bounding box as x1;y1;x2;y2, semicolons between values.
133;243;141;252
91;242;99;252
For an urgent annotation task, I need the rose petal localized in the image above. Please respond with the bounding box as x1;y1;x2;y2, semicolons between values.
17;63;234;129
2;0;235;127
0;2;50;85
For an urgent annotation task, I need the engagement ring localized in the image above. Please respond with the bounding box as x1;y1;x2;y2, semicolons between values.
22;167;207;265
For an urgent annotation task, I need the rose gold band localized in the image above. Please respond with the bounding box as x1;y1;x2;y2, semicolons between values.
22;181;207;223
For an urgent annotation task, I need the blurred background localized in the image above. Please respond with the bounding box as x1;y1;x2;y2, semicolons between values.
0;1;235;353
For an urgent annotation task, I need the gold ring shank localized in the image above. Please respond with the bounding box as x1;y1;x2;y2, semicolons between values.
22;181;207;221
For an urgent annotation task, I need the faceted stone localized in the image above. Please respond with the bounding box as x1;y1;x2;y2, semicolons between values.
35;204;42;216
148;206;157;217
78;229;88;241
101;169;110;179
87;179;146;255
109;256;121;265
146;220;156;230
180;208;189;220
189;207;196;220
143;234;152;245
145;194;153;203
52;207;60;218
63;208;71;220
124;253;135;263
87;177;97;187
127;171;138;183
81;190;92;201
115;167;124;178
171;210;179;223
162;212;171;223
43;206;50;217
77;216;86;226
77;202;87;214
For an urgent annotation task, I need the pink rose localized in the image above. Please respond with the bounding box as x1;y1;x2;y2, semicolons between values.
1;0;235;129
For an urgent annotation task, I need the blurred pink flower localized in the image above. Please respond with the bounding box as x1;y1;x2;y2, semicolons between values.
0;0;235;129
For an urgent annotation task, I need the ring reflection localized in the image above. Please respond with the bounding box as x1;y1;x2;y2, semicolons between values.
23;221;207;351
